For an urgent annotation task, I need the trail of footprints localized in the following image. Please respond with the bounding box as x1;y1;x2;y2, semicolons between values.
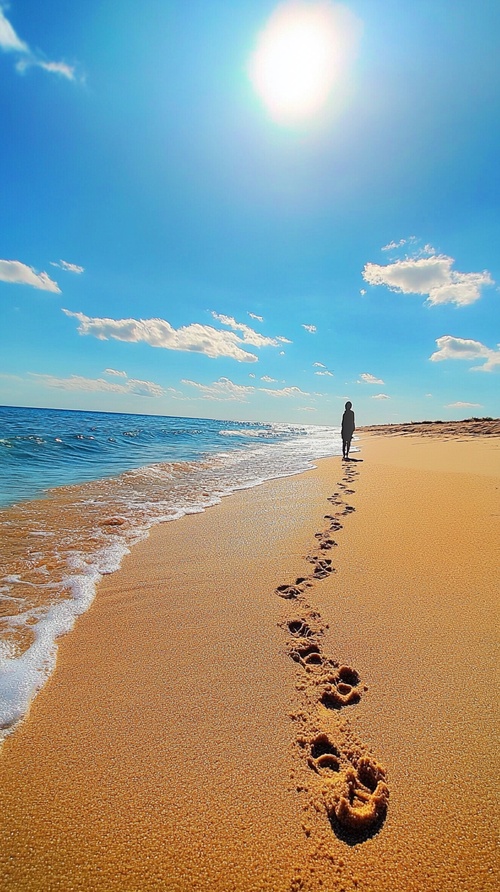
275;466;389;842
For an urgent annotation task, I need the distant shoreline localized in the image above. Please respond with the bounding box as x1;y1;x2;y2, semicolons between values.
359;417;500;437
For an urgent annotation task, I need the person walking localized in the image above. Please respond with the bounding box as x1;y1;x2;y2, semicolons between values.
341;401;355;460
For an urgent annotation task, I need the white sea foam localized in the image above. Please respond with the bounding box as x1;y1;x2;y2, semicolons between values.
219;428;274;438
0;574;97;741
0;419;347;744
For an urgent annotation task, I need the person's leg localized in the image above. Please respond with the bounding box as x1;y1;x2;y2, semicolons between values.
345;438;351;459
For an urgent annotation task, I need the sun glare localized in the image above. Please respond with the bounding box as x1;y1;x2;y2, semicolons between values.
249;1;360;124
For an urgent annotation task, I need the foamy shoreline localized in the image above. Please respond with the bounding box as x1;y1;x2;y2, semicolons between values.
0;422;343;744
0;429;498;891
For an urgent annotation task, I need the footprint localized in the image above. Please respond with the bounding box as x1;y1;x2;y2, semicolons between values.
324;515;344;532
315;534;337;552
320;666;362;708
289;638;323;666
307;556;334;580
287;619;314;638
307;733;341;774
324;756;389;833
276;584;303;599
322;541;337;551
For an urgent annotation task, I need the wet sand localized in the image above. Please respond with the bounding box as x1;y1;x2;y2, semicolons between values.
0;429;499;891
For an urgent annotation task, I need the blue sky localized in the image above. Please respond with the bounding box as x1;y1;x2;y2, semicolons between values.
1;0;498;425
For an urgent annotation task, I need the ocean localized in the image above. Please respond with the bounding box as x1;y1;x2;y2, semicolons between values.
0;405;343;744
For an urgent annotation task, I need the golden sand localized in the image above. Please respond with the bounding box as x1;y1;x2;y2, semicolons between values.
0;430;498;891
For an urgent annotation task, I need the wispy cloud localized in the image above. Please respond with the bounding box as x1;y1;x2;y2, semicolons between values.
104;368;127;378
429;335;500;372
312;362;333;376
358;372;384;385
0;259;61;292
63;309;262;363
29;371;165;397
381;236;418;252
302;324;317;333
261;375;277;382
182;377;256;402
0;4;26;52
381;237;437;258
445;401;483;409
261;385;310;398
16;57;77;80
211;312;284;349
363;247;493;307
182;377;311;402
0;5;79;81
50;259;84;274
248;312;263;322
372;393;390;400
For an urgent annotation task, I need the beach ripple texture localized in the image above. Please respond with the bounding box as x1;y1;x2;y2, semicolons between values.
0;406;343;743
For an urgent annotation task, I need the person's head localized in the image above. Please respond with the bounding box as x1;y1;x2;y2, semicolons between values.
345;401;352;410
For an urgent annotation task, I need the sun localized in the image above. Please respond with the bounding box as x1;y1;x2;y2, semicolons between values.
249;1;360;124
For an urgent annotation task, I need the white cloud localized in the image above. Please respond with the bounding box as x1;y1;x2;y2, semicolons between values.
104;368;127;378
248;312;263;322
430;335;500;372
0;6;27;51
50;259;84;274
182;377;256;402
445;401;483;409
0;7;78;80
0;259;61;292
302;324;316;333
359;372;384;385
0;373;23;382
381;236;418;252
16;57;76;80
29;373;165;397
372;393;390;400
261;385;310;398
360;289;366;296
181;377;311;402
276;335;292;344
63;309;260;362
298;406;317;412
261;375;277;382
381;237;438;258
363;254;493;306
211;312;281;348
313;362;334;376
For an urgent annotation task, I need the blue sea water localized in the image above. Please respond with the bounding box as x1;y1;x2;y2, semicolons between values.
0;405;343;744
0;405;337;508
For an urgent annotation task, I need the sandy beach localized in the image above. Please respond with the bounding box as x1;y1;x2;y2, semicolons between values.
0;425;498;892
